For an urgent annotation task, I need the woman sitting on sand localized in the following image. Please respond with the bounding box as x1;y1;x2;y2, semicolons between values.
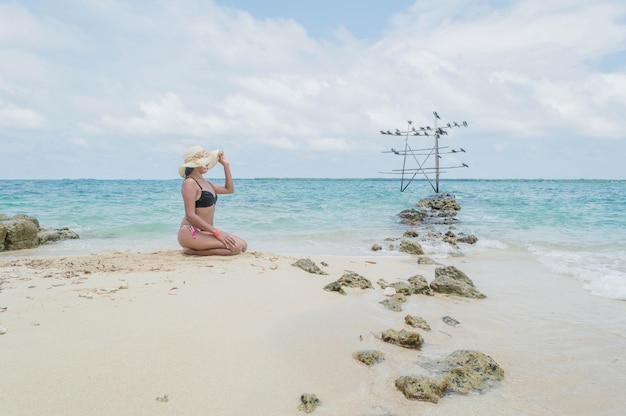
177;146;247;256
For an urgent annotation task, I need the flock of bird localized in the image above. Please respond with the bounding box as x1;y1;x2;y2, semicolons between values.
380;120;468;137
380;112;470;168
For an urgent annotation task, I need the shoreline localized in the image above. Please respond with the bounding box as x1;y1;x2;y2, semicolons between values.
1;248;625;415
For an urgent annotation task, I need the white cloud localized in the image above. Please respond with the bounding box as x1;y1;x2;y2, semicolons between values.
0;100;45;128
0;0;625;179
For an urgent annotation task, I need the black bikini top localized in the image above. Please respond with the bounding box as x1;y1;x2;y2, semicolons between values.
191;178;217;208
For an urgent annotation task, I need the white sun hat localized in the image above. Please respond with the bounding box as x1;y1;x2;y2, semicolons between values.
178;146;220;178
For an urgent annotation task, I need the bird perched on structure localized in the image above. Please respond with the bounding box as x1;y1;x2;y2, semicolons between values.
433;111;440;119
460;148;466;152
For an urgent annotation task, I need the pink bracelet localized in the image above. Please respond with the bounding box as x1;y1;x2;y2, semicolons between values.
213;229;221;237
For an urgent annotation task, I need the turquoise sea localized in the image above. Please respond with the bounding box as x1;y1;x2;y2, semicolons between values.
1;179;625;300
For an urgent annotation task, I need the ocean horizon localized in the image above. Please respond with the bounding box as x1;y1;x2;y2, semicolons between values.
1;178;625;300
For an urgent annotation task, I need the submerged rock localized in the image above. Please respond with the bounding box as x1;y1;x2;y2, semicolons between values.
438;350;505;394
417;256;437;264
39;227;79;245
398;208;427;225
430;266;486;299
292;259;328;275
397;350;505;403
457;234;478;244
398;240;424;255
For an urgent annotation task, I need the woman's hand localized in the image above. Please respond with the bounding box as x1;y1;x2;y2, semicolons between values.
218;151;230;166
217;231;237;248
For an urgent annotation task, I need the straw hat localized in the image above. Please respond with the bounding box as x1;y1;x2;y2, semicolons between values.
178;146;220;178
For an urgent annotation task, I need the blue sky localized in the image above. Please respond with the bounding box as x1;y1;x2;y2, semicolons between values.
0;0;625;180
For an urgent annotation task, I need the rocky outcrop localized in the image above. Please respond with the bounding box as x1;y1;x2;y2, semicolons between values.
398;208;427;225
430;266;486;299
0;214;79;252
324;271;372;295
398;240;424;255
392;193;479;256
396;350;504;403
408;274;433;295
416;193;461;218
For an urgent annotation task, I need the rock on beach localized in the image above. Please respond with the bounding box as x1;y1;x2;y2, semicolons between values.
0;214;79;251
430;265;486;299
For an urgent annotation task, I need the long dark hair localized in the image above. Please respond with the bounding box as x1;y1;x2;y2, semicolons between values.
184;167;195;177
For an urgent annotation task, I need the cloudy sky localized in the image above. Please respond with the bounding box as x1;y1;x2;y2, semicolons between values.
1;0;625;180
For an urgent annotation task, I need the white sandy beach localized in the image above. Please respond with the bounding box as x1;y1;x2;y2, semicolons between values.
1;249;625;416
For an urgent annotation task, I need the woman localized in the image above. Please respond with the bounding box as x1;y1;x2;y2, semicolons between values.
177;145;247;256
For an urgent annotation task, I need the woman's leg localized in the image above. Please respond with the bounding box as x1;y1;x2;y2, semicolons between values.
178;227;245;256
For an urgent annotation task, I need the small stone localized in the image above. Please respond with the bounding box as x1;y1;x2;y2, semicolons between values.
382;287;396;296
0;325;6;334
381;329;424;349
353;350;385;366
379;297;404;312
417;256;436;264
405;315;431;331
395;375;447;403
403;229;419;238
298;393;320;413
442;316;460;326
292;259;328;275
